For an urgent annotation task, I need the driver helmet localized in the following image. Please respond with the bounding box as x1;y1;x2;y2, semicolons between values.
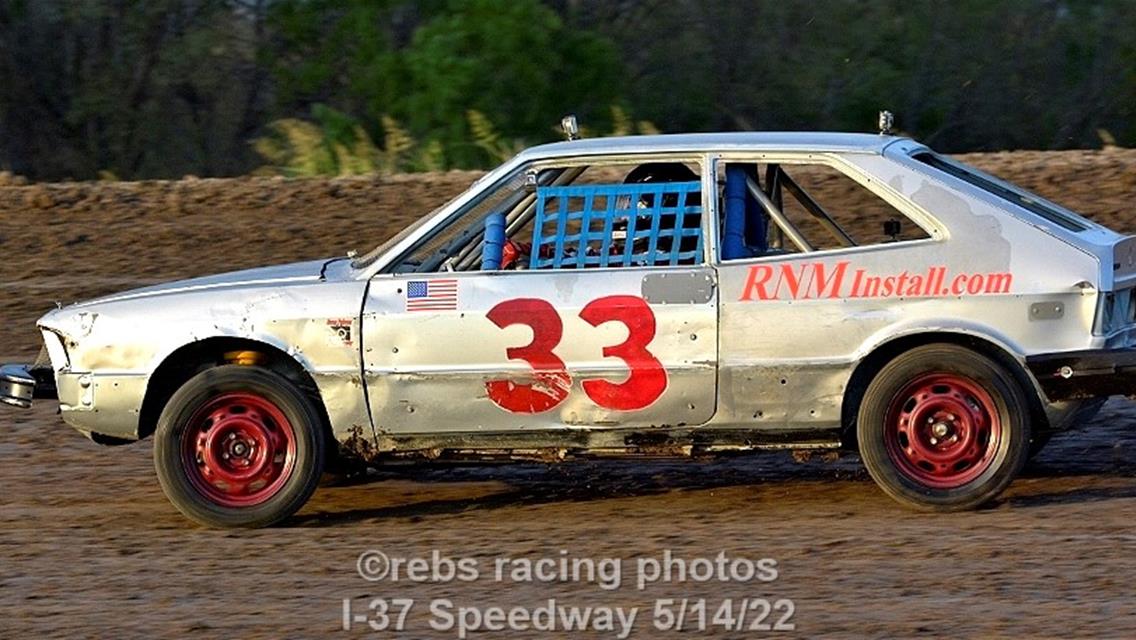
612;163;700;256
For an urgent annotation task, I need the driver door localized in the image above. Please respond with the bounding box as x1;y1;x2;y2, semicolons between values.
360;158;718;435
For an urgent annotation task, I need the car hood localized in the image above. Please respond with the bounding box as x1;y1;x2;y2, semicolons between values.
66;258;342;308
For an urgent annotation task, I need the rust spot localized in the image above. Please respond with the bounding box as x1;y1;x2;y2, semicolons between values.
791;449;842;463
338;423;377;462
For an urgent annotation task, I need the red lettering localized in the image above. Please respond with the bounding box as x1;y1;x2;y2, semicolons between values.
776;264;805;300
951;274;967;295
738;263;1010;300
986;273;1013;294
806;261;849;299
967;275;984;295
579;296;667;411
485;296;668;414
850;269;866;297
740;265;775;301
905;274;924;296
485;299;571;414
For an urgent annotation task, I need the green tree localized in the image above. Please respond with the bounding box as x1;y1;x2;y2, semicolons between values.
392;0;623;166
0;0;269;179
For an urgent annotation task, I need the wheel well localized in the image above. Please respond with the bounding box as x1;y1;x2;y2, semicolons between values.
840;332;1047;449
137;338;332;444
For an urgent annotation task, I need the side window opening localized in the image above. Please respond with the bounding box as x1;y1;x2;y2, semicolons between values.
717;161;929;260
390;160;705;273
530;165;702;269
391;167;564;273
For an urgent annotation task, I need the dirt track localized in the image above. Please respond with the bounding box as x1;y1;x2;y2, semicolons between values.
2;151;1136;638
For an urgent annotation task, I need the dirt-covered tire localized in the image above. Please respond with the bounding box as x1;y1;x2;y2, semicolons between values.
857;344;1031;511
154;365;325;528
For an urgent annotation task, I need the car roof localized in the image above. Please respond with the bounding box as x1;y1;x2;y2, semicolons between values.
517;131;908;162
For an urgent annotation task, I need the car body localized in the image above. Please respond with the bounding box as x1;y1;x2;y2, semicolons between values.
3;131;1135;527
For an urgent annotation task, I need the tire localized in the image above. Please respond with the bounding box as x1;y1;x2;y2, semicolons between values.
857;344;1030;511
154;365;326;528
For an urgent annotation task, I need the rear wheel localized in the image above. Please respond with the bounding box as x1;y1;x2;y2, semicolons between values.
154;365;325;528
857;344;1030;511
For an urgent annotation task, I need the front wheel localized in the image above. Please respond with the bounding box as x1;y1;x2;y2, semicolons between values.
857;344;1031;511
154;365;326;528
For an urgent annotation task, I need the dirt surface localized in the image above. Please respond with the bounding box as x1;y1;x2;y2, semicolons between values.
2;150;1136;638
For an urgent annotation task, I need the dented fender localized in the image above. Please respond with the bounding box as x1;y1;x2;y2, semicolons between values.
35;261;373;443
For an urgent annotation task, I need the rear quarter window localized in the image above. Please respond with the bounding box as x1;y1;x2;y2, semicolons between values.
913;152;1089;233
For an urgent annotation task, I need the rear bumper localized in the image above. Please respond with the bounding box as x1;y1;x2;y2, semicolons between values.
0;363;57;408
1026;348;1136;401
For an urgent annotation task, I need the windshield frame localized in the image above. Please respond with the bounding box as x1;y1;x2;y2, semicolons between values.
350;156;528;274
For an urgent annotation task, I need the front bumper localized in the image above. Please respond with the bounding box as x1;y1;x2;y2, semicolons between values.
2;362;145;439
0;363;57;408
1026;348;1136;402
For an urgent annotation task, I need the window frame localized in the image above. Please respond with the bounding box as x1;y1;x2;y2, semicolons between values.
380;152;716;275
707;151;943;266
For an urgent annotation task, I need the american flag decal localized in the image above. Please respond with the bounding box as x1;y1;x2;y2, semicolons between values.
406;279;458;312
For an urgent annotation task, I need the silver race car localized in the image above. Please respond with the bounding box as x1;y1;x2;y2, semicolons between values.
4;128;1135;527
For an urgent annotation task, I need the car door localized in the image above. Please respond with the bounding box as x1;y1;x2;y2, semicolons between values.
710;152;947;431
361;159;718;435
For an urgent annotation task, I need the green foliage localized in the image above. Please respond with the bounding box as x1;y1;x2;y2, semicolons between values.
0;0;266;179
577;106;658;138
577;0;1136;152
254;105;382;176
392;0;622;167
467;110;524;164
256;107;494;176
255;105;653;175
379;115;416;172
254;119;328;176
266;0;419;122
2;0;1135;180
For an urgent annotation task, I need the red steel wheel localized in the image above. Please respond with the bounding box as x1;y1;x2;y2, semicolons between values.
857;344;1030;511
155;365;325;528
183;392;297;507
883;373;1001;490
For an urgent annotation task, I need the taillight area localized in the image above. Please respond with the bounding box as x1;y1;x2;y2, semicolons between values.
1096;287;1136;335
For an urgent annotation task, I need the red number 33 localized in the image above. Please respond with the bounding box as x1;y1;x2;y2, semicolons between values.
485;295;667;413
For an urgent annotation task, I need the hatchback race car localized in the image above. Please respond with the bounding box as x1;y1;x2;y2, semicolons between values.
4;130;1135;528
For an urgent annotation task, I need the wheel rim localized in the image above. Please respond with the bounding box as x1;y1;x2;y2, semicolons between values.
883;373;1002;489
181;392;297;507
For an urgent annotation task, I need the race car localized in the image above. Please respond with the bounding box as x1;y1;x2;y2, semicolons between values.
3;128;1135;528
